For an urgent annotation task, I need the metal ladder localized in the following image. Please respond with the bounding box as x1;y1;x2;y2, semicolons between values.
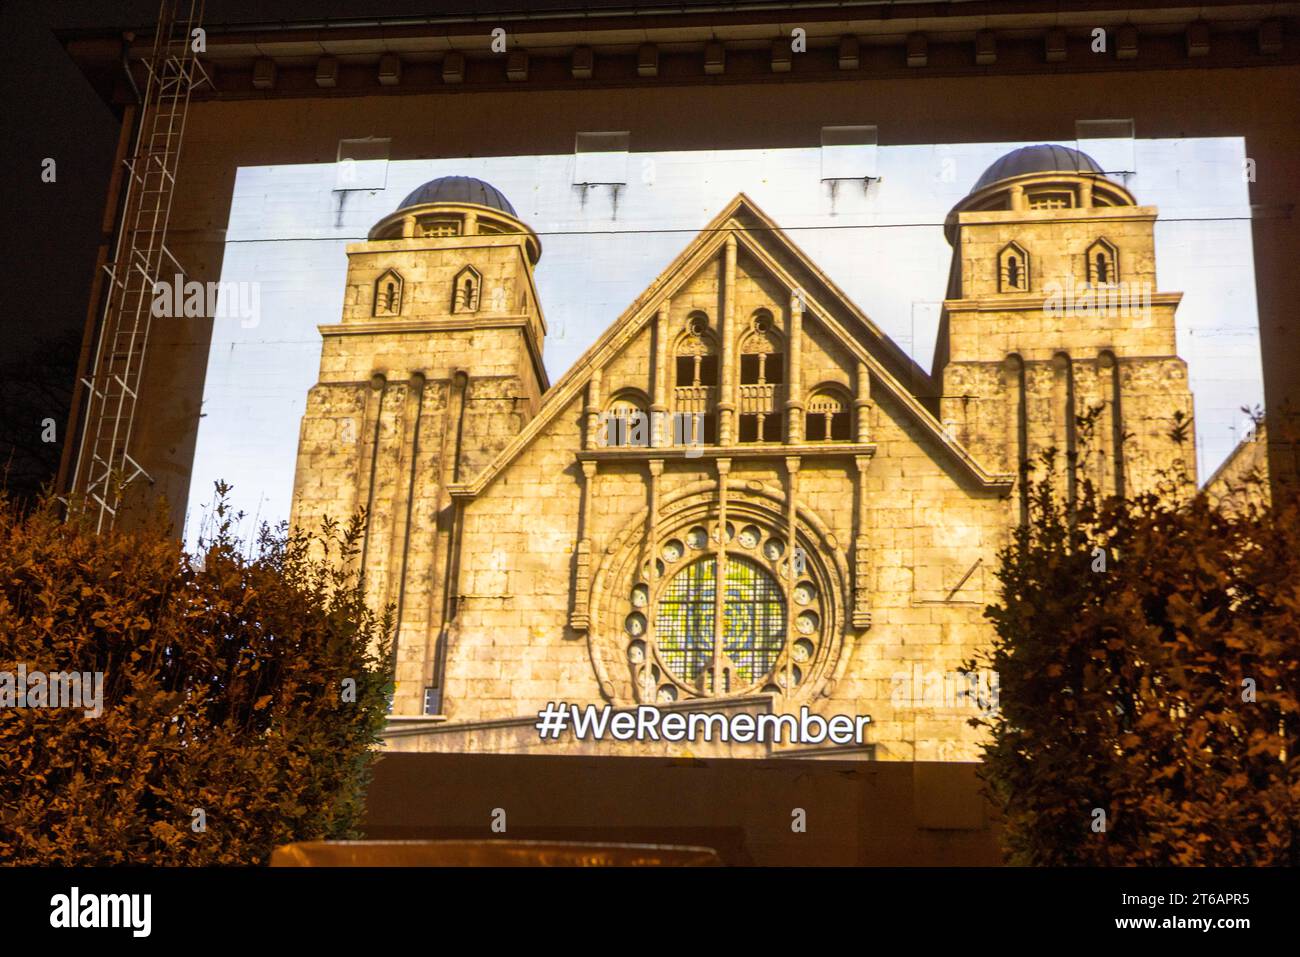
69;0;209;531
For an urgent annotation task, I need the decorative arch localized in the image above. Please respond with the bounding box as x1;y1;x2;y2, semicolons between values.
602;388;651;448
674;314;718;369
373;268;403;317
672;313;719;445
997;241;1029;293
737;308;786;443
587;480;851;706
1086;238;1119;285
805;383;852;442
452;265;481;313
739;310;785;377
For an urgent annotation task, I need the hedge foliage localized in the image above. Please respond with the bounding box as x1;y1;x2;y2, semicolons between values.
0;486;393;865
973;449;1299;865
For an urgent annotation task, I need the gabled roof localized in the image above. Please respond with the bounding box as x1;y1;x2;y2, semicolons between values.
449;193;1012;499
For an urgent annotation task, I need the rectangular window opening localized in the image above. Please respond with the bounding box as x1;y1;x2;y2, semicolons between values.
574;131;631;185
821;125;879;181
1075;119;1136;176
762;414;783;443
806;414;827;442
830;411;852;441
335;137;390;191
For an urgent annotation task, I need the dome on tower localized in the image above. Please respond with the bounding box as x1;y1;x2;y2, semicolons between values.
396;175;517;216
969;145;1105;193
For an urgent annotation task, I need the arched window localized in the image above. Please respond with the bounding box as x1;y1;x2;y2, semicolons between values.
739;310;784;385
998;242;1029;293
373;268;403;317
655;555;786;692
738;310;784;443
1086;238;1119;285
675;312;718;387
805;387;852;441
672;312;718;445
602;391;650;448
452;265;481;313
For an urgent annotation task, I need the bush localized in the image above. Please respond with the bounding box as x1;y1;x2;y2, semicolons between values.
972;451;1299;865
0;485;393;865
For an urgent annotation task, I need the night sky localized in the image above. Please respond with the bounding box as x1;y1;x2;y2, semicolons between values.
0;0;753;496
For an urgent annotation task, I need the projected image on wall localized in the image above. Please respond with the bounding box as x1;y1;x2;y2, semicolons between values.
183;132;1265;755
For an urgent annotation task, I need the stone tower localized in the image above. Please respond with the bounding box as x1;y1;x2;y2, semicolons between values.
290;176;548;715
935;145;1196;517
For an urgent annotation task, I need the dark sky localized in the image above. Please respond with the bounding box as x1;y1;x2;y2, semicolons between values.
0;0;785;351
0;0;787;493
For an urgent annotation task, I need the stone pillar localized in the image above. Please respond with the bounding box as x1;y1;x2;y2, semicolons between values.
718;235;738;445
786;289;804;442
1079;179;1093;208
357;372;387;579
1009;183;1026;211
854;361;872;443
784;455;801;694
652;301;670;447
1002;354;1028;525
401;215;415;239
1096;352;1117;497
641;458;664;696
712;457;732;693
463;210;478;236
387;372;426;670
852;454;873;629
571;460;598;631
1051;352;1076;506
586;368;603;449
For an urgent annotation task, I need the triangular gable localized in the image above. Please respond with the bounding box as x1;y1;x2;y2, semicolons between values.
449;194;1012;499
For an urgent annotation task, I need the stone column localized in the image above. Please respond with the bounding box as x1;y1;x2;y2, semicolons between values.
463;210;478;236
1002;354;1029;526
712;457;732;693
387;372;426;672
356;372;388;578
401;215;415;239
641;458;664;696
852;454;873;629
854;361;872;442
786;289;804;442
571;460;598;631
1096;352;1117;497
718;235;738;445
784;455;801;694
586;368;603;449
652;301;670;447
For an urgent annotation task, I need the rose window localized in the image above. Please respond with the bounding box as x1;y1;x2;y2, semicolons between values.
622;520;827;700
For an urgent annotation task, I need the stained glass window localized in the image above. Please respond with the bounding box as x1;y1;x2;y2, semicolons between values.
655;555;786;688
